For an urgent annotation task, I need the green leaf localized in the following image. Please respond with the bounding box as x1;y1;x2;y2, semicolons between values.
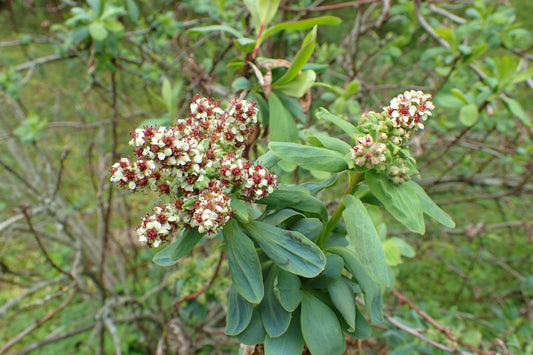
237;307;267;345
87;0;103;17
260;266;291;337
290;218;322;242
161;78;175;117
231;195;249;223
260;16;341;43
344;306;372;339
315;108;357;139
223;219;264;304
327;246;383;323
388;237;415;258
342;195;391;287
328;279;356;329
382;239;402;266
264;209;304;226
256;151;281;169
459;103;479;126
225;286;254;335
406;181;455;228
365;170;425;234
269;91;298;142
301;175;337;196
275;70;316;98
152;229;204;266
257;0;282;26
125;0;139;22
269;142;348;172
274;269;302;312
259;184;309;209
307;132;352;155
274;27;317;86
89;22;108;41
501;95;531;127
243;220;326;277
301;291;345;355
187;24;243;38
264;315;304;355
290;195;328;222
512;67;533;84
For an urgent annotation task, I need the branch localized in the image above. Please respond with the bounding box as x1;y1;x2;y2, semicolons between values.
0;286;76;354
392;289;497;355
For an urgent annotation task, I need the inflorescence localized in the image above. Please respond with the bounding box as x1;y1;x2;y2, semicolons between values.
110;96;278;247
351;90;435;184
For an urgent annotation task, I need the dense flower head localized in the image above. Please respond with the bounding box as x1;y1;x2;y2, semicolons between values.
111;97;277;247
352;90;434;184
383;90;434;130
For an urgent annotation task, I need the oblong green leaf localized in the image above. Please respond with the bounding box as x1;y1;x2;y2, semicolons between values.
365;170;425;234
301;291;345;355
328;279;356;329
326;246;383;323
256;151;281;169
275;70;316;98
236;307;267;345
274;269;302;312
225;286;254;335
260;266;291;337
501;95;531;126
223;219;263;304
269;91;298;143
260;16;342;43
259;184;309;208
406;181;455;228
187;24;243;38
342;195;391;288
315;108;357;139
290;218;322;242
152;229;204;266
274;27;317;86
269;142;348;172
264;315;304;355
301;174;337;196
307;132;352;155
243;220;326;277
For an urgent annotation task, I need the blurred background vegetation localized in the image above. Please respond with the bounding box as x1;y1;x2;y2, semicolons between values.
0;0;532;354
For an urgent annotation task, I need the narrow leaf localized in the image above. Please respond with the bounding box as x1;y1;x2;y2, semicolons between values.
225;286;254;335
342;195;391;287
501;95;531;126
152;229;203;266
237;307;267;345
274;269;302;312
224;219;264;304
365;170;425;234
260;16;341;42
243;220;326;277
269;142;349;172
269;91;298;142
328;279;356;329
187;24;243;38
260;266;291;337
264;315;304;355
275;70;316;98
258;0;282;25
274;27;317;85
315;108;358;139
301;291;345;355
407;181;455;228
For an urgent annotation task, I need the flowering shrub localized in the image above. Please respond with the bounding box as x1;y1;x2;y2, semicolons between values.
111;91;452;355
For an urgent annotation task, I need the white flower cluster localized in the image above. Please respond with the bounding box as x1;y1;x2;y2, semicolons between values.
351;90;435;184
110;96;278;247
383;90;435;130
351;135;388;169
